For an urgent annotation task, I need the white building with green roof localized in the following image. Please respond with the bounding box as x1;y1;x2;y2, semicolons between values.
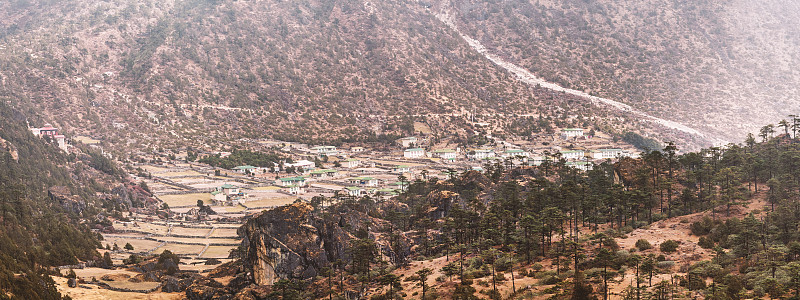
393;165;411;173
566;161;594;171
345;158;360;168
561;128;585;139
397;137;418;148
403;148;426;159
310;145;338;156
309;169;338;178
348;177;379;187
468;149;496;160
591;149;624;160
277;176;307;187
560;150;586;160
433;149;458;160
501;149;529;158
232;165;258;174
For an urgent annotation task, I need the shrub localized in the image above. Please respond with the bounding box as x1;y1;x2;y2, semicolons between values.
635;239;652;251
656;261;675;269
698;236;715;249
690;217;716;236
660;240;679;253
539;275;561;285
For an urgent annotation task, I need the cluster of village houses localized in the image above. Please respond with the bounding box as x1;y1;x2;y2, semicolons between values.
206;128;638;206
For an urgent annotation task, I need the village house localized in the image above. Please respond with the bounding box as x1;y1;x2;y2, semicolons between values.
566;161;594;171
397;137;418;148
592;149;624;160
560;150;586;161
501;149;529;158
284;185;304;195
211;184;245;205
277;176;307;187
311;145;338;156
211;191;226;203
345;158;360;168
561;128;585;139
345;186;366;197
468;149;496;160
393;165;411;173
389;181;409;192
348;176;379;187
433;149;457;161
528;156;547;166
309;169;338;178
232;165;258;174
285;160;316;172
376;188;399;196
403;148;426;159
350;146;365;153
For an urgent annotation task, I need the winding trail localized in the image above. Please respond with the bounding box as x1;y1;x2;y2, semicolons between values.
434;12;706;138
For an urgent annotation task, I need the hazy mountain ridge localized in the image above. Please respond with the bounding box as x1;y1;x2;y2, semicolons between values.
0;0;690;153
439;0;800;143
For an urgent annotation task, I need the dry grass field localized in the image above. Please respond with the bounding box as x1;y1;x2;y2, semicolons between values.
54;277;182;300
102;280;162;291
159;193;211;207
101;236;163;253
73;136;101;144
154;170;204;178
170;227;211;237
244;197;296;208
154;244;203;256
251;186;280;191
208;228;239;238
200;246;235;259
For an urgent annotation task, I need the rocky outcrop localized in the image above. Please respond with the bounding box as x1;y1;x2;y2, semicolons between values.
48;186;85;214
238;203;353;285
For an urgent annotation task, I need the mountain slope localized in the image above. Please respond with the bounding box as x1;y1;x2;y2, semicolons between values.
0;0;696;152
437;0;800;143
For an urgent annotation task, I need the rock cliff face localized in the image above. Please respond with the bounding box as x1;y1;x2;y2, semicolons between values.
238;203;352;285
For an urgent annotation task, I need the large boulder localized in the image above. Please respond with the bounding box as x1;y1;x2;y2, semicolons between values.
238;203;353;285
48;186;85;214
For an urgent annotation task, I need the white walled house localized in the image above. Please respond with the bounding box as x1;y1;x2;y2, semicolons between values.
348;177;379;187
232;165;258;174
468;149;496;160
286;160;316;172
528;156;546;166
592;149;624;160
566;161;594;171
345;158;360;168
501;149;529;158
277;176;307;187
311;146;338;156
561;128;585;139
403;148;425;159
433;149;457;161
560;150;585;161
397;137;418;148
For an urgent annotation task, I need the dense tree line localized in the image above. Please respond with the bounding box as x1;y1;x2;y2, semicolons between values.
0;104;107;299
198;149;284;169
269;121;800;299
